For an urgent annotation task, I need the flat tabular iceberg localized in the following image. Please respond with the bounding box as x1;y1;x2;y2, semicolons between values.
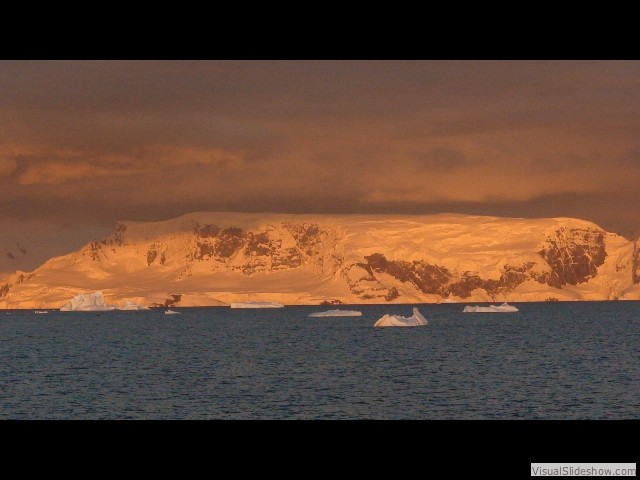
374;307;428;327
119;300;150;310
463;302;519;313
309;309;362;317
60;291;117;311
230;301;284;308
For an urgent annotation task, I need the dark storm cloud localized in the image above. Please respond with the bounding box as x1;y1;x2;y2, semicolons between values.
623;145;640;165
411;147;471;171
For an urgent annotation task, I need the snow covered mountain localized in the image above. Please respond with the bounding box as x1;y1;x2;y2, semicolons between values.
1;212;639;309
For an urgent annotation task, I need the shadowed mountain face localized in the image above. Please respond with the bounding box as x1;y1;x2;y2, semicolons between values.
0;212;637;308
124;221;329;276
360;227;608;298
538;228;607;287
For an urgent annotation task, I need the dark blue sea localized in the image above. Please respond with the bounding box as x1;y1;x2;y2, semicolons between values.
1;302;638;419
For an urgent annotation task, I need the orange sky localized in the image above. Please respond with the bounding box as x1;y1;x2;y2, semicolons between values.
1;60;640;276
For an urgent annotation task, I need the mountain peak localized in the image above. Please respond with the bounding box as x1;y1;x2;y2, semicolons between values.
1;212;638;308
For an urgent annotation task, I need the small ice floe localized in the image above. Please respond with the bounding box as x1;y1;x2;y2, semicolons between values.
462;302;519;313
374;307;428;327
308;309;362;317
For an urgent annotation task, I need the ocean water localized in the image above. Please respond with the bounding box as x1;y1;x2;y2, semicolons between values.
0;302;638;419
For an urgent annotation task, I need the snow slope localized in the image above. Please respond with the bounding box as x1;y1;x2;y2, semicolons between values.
0;212;637;308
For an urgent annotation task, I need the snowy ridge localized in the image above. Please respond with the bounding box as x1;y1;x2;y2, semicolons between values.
1;212;639;308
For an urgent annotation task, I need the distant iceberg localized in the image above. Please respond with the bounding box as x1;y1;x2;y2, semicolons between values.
374;307;428;327
309;309;362;317
118;300;150;310
230;301;284;308
230;294;284;308
463;302;519;313
59;291;118;311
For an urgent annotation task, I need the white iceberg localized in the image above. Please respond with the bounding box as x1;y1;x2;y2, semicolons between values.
59;291;118;311
118;300;150;310
230;294;284;308
164;309;180;315
463;302;519;313
230;301;284;308
374;307;428;327
309;309;362;317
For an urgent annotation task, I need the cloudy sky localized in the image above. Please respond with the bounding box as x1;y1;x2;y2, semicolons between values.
1;60;640;277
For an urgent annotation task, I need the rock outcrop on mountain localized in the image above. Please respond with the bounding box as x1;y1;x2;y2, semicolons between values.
1;212;638;308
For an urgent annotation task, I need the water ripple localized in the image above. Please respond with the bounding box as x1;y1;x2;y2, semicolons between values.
0;302;638;419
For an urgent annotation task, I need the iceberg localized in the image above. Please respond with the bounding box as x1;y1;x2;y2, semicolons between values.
59;291;118;311
463;302;519;313
164;309;180;315
118;300;150;310
374;307;428;327
309;309;362;317
230;301;284;308
230;294;284;308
